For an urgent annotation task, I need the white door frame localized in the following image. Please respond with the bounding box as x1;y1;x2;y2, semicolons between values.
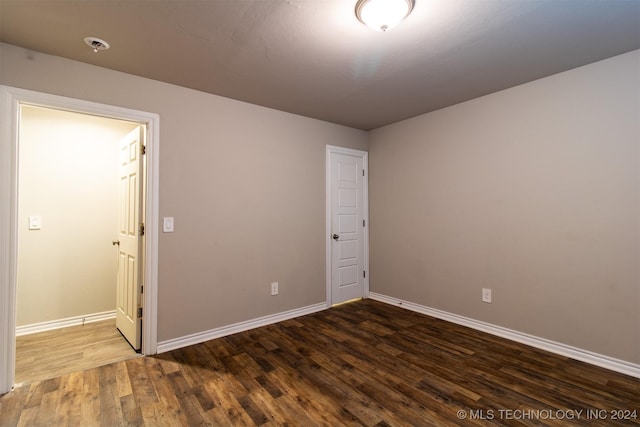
0;85;160;394
325;145;369;307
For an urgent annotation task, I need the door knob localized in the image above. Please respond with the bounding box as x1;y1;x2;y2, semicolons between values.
332;234;339;240
112;240;120;246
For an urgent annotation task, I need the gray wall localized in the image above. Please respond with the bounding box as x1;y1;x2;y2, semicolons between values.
369;50;639;364
1;42;368;342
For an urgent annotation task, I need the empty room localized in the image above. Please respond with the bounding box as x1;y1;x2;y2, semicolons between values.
0;0;639;425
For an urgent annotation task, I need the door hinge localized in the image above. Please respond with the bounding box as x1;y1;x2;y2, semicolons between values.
137;307;143;318
140;285;144;294
139;223;145;236
141;145;146;156
363;270;366;278
363;169;365;176
363;219;365;227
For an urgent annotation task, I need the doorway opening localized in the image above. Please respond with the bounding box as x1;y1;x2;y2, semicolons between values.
0;85;160;394
15;105;141;384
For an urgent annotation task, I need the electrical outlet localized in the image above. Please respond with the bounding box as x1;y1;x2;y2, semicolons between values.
482;288;492;303
271;282;278;296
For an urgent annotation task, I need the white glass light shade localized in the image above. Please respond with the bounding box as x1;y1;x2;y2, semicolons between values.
355;0;414;32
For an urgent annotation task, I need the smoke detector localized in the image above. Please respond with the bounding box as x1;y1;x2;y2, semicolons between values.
84;37;110;53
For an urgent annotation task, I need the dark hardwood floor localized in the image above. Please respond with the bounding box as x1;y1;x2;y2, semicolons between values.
1;299;638;426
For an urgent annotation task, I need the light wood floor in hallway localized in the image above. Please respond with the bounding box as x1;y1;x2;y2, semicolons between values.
15;319;139;385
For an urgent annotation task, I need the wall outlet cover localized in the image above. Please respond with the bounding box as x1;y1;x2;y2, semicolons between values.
482;288;492;303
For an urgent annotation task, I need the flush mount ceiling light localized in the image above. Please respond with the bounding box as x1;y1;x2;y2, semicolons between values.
355;0;415;32
84;36;110;53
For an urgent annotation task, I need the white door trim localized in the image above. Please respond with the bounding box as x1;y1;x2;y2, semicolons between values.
325;145;369;307
0;85;160;394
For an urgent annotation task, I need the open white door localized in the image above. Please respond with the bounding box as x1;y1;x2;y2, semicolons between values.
115;126;145;351
327;147;368;305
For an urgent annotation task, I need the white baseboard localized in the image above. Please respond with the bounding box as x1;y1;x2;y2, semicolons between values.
157;302;327;354
16;310;116;336
368;292;640;379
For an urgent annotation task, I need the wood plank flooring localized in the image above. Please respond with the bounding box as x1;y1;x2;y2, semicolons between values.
15;319;139;384
1;299;638;426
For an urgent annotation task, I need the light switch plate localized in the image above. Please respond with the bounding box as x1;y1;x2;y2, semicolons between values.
28;215;42;230
163;216;174;233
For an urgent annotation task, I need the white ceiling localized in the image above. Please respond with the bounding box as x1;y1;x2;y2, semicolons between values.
1;0;638;130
